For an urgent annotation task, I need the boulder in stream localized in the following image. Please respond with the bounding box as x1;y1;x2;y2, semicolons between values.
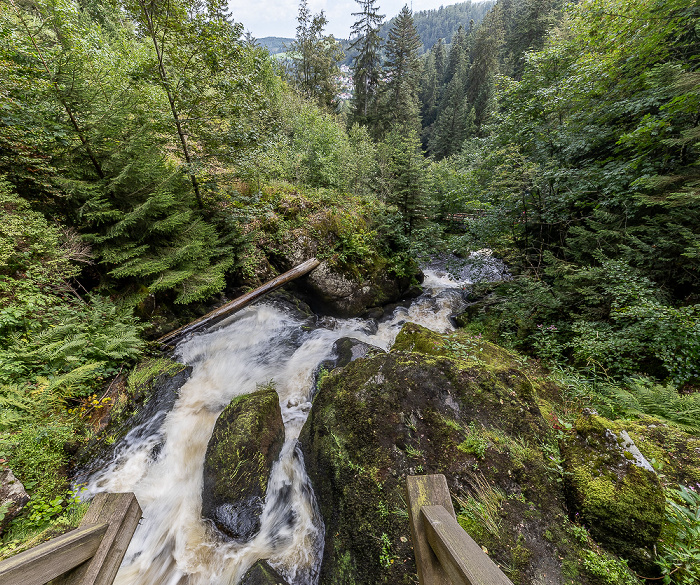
299;323;641;585
202;385;285;541
239;560;289;585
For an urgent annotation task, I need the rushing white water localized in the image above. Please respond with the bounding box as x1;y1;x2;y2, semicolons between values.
82;260;501;585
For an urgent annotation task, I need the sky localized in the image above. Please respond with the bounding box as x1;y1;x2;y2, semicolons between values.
228;0;461;39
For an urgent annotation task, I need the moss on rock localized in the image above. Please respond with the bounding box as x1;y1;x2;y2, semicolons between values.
562;411;664;569
239;560;289;585
299;323;613;585
201;385;285;541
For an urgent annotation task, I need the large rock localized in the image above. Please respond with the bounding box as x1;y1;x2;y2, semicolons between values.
0;466;29;536
299;323;612;585
202;386;285;541
561;411;665;568
301;260;417;317
240;560;289;585
274;232;421;317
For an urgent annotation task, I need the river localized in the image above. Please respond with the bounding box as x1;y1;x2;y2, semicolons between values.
82;257;503;584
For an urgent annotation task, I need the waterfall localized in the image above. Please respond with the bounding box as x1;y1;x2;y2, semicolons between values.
82;258;503;585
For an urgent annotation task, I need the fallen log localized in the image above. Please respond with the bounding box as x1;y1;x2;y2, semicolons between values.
158;258;321;348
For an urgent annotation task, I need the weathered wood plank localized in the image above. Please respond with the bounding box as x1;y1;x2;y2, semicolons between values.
60;493;141;585
406;475;454;585
158;257;321;347
0;523;107;585
421;505;514;585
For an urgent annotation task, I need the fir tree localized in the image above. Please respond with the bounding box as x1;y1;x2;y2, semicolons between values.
349;0;385;128
286;0;345;109
378;5;423;135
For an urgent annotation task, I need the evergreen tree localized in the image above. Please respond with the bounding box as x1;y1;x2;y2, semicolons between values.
286;0;345;109
378;5;423;135
381;129;430;236
466;4;503;132
349;0;385;127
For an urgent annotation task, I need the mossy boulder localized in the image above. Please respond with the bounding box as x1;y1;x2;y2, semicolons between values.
238;183;422;317
561;411;664;568
240;560;289;585
617;416;700;486
202;386;285;541
299;323;610;585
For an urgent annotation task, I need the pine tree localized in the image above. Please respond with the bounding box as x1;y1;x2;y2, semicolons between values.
349;0;385;128
378;5;423;135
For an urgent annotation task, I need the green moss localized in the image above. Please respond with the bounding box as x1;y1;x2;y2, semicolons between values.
581;549;641;585
127;358;187;393
205;385;283;504
563;413;665;562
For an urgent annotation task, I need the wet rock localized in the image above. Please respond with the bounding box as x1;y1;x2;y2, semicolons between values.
561;411;664;568
73;359;192;482
239;560;289;585
299;260;419;317
202;386;285;541
330;337;377;368
299;323;603;585
0;466;29;536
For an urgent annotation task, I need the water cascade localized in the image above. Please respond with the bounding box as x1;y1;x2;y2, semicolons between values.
83;258;504;585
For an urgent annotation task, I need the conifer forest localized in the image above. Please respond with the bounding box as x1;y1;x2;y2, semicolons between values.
1;0;699;582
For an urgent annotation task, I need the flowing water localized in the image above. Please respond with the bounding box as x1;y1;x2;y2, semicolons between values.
82;256;504;585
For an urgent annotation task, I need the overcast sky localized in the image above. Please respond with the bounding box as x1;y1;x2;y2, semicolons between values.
229;0;464;39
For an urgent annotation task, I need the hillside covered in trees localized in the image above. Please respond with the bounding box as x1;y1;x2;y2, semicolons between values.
1;0;699;582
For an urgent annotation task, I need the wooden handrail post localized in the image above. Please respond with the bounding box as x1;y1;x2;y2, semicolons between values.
55;492;141;585
406;474;454;585
406;475;514;585
421;506;513;585
0;493;141;585
0;524;108;585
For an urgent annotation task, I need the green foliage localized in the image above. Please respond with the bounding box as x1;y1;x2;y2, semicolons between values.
379;1;494;56
285;0;345;109
0;420;75;502
457;422;488;459
379;129;431;238
550;368;700;436
377;6;423;136
349;0;385;128
580;549;640;585
657;485;700;585
455;473;505;540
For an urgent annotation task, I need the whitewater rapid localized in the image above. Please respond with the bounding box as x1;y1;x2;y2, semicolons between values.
82;261;500;584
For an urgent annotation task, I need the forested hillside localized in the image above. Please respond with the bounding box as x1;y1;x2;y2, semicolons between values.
379;0;495;53
1;0;699;581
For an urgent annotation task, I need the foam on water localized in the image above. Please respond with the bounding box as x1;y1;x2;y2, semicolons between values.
83;259;503;584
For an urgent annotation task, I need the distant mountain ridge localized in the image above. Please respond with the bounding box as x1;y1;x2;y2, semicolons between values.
258;37;293;55
258;0;495;57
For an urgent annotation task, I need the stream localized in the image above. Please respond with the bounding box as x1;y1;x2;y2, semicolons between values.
81;256;504;585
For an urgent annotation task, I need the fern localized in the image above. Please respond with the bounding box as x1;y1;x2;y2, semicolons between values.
0;383;62;431
604;381;700;435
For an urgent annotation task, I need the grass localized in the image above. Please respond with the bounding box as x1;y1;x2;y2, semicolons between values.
455;471;505;540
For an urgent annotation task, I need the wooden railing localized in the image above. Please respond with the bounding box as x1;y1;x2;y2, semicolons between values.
0;493;141;585
406;475;513;585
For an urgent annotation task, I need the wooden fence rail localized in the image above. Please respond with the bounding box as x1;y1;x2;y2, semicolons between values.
0;493;141;585
406;475;514;585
